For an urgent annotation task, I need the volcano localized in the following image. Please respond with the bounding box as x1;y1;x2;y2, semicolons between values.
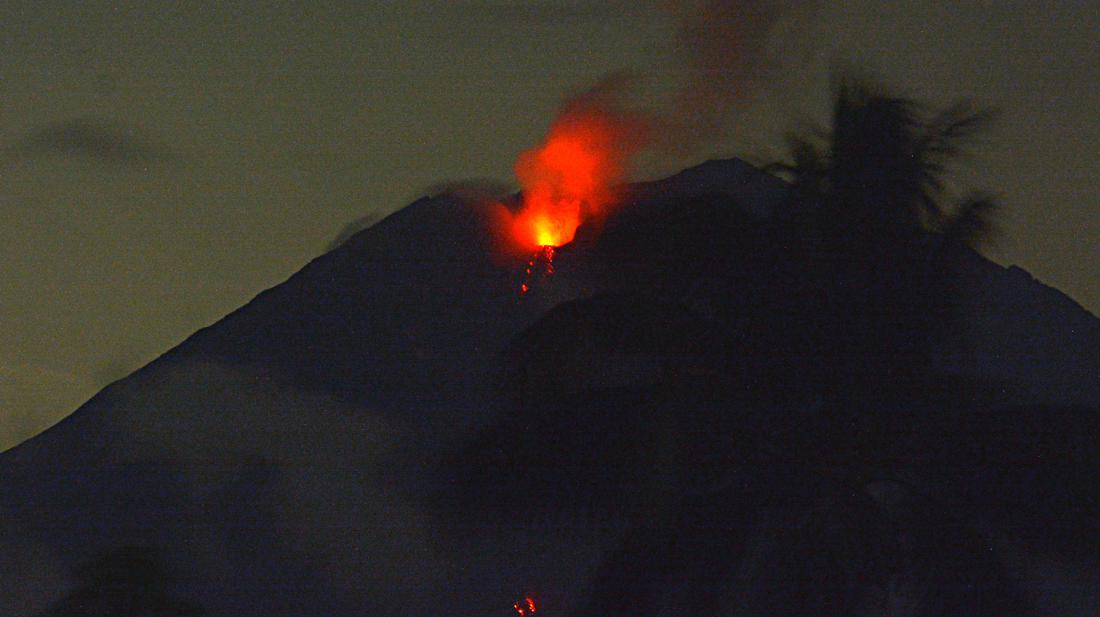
2;158;1100;616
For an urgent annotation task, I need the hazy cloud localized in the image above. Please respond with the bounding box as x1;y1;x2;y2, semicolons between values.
659;0;819;150
4;117;173;166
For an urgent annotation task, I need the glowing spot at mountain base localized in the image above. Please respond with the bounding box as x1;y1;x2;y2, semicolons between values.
513;595;538;616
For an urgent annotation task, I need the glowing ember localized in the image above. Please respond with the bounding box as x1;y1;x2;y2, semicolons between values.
505;83;648;296
519;245;555;296
513;596;538;616
509;82;648;252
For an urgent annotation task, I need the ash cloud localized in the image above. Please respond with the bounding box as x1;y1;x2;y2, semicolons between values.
522;1;819;175
401;1;816;213
658;0;818;153
669;0;805;100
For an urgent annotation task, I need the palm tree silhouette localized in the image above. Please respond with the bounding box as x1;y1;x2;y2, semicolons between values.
773;78;998;249
769;77;1000;388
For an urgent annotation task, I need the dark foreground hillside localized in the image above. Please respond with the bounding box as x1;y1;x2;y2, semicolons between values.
2;158;1099;616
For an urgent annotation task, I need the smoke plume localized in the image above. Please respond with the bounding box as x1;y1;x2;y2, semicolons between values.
509;77;652;249
660;0;813;152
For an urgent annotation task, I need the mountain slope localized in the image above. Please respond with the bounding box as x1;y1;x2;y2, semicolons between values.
2;158;1098;616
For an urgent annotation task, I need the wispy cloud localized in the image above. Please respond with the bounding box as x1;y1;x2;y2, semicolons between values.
4;117;173;166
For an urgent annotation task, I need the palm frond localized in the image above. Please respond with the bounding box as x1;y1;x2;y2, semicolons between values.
942;193;999;247
773;74;997;250
921;103;999;160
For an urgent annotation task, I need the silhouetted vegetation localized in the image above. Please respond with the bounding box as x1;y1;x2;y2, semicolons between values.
435;77;1088;616
767;77;1001;390
770;78;999;248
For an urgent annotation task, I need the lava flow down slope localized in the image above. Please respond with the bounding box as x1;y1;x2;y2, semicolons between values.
2;156;1100;616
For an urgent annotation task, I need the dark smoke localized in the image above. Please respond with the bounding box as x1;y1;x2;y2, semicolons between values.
402;1;816;224
657;0;818;154
540;2;820;170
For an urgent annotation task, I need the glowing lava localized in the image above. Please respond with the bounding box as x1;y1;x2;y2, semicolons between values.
519;245;555;296
510;83;648;252
513;596;538;616
508;83;648;296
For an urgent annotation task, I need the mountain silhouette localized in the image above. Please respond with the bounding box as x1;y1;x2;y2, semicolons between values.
2;158;1098;616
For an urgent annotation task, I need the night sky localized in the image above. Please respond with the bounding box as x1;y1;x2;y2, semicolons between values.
2;1;1097;450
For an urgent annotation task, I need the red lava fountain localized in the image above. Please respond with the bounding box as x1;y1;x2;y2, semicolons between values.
509;83;648;294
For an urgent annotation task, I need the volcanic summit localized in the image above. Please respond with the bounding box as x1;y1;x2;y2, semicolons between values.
2;158;1100;616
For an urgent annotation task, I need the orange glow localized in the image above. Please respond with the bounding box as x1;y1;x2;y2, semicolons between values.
509;83;648;251
513;596;538;616
519;246;555;296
